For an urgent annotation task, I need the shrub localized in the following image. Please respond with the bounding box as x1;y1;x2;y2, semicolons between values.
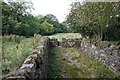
39;21;55;35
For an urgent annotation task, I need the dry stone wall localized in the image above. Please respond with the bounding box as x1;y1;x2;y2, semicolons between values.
50;38;120;76
3;37;50;80
61;38;82;47
80;38;120;76
3;37;120;80
49;38;59;47
50;38;82;47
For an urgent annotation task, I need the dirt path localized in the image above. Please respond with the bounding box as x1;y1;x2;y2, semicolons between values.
47;47;119;78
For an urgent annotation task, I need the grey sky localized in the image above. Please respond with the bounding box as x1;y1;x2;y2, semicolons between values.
31;0;73;22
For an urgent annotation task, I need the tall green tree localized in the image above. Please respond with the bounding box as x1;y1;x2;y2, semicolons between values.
39;21;55;35
44;14;62;33
67;2;120;40
1;1;35;36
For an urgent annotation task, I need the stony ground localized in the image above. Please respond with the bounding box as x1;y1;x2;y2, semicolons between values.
47;46;119;78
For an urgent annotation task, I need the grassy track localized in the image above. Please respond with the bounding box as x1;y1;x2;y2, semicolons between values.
48;47;119;78
47;47;62;78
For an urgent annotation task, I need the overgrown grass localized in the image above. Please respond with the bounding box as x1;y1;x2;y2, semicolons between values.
47;48;61;78
2;34;42;77
49;33;82;41
66;48;119;78
49;47;119;78
2;38;34;77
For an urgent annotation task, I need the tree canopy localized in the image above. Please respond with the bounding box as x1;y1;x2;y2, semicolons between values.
2;1;119;41
66;2;120;41
1;2;68;37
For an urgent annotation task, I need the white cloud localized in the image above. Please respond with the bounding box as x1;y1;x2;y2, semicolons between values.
31;0;72;22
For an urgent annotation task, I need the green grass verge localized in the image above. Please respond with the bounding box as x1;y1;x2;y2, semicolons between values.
47;48;62;78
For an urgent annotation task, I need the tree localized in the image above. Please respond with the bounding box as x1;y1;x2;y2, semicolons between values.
44;14;59;23
35;15;45;24
67;2;120;40
1;1;39;37
44;14;62;33
39;21;55;35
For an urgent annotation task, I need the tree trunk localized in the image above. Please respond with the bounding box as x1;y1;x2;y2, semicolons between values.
102;33;105;41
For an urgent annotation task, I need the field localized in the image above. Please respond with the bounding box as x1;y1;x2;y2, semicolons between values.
2;34;42;77
49;33;82;41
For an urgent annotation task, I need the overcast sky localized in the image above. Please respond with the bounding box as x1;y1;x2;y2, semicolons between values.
4;0;77;22
31;0;73;22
